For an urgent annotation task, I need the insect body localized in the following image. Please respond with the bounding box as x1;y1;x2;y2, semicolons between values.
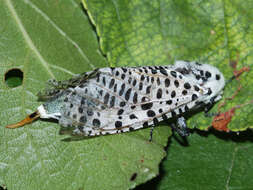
6;61;225;137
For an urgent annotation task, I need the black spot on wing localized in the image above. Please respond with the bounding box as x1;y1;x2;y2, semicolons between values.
170;71;177;78
121;73;126;80
120;101;126;107
117;109;124;115
110;96;115;107
156;88;162;99
133;92;138;104
171;91;176;98
130;114;138;119
125;88;132;101
194;85;200;91
146;85;151;94
147;110;156;117
139;82;143;91
205;71;212;78
159;67;168;76
192;94;198;101
109;78;115;88
93;119;101;127
141;103;153;110
104;93;110;104
174;80;179;88
119;83;125;96
165;78;170;87
78;107;83;113
115;121;122;128
79;116;87;123
184;82;191;89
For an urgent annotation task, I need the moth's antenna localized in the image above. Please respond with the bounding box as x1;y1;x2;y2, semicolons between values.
6;111;40;129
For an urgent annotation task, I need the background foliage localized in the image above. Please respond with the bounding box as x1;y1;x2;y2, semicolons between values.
0;0;252;189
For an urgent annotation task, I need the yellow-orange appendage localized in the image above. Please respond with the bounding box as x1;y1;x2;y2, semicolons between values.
6;111;40;129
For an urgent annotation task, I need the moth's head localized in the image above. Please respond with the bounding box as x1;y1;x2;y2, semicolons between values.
174;61;225;104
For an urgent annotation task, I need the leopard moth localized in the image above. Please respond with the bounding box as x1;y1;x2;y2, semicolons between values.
6;61;225;138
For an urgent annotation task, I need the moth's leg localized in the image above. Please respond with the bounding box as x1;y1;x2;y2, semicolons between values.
149;126;154;142
204;104;214;116
204;96;217;117
171;117;190;136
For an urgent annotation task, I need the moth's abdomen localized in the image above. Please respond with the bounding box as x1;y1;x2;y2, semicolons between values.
60;66;207;136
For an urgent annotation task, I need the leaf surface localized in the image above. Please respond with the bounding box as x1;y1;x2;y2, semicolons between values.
0;0;170;190
156;132;253;190
83;0;253;131
82;0;253;189
1;0;253;189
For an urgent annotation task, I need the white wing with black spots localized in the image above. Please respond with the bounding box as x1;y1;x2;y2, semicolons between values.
38;61;225;137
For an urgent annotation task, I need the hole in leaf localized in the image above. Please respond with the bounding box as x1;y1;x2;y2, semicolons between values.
4;68;23;88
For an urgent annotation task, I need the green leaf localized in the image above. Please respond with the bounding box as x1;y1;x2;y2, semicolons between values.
83;0;253;132
82;0;253;189
1;0;253;190
156;132;253;190
0;1;170;190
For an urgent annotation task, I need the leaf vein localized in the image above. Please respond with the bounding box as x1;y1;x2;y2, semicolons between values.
24;0;96;69
226;146;238;190
5;0;55;78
